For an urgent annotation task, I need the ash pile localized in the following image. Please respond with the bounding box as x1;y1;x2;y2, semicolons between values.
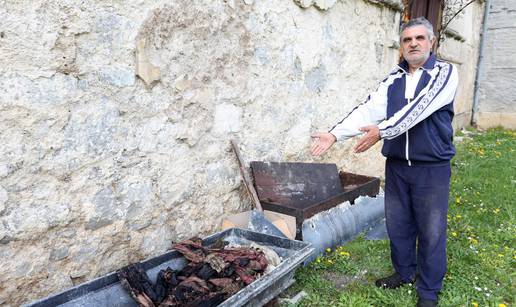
117;237;280;307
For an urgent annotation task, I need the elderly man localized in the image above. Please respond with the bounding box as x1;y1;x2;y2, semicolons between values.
310;17;458;307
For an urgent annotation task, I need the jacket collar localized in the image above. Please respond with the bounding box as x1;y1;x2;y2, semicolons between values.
397;53;436;74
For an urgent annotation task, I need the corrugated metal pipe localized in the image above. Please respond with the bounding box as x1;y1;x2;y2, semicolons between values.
302;195;386;263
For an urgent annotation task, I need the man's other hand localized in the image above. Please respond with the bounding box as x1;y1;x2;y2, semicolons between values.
310;132;336;156
354;125;380;153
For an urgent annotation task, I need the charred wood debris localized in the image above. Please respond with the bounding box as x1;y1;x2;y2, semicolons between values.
117;237;279;307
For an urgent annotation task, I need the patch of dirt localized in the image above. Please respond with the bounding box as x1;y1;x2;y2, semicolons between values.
322;270;368;289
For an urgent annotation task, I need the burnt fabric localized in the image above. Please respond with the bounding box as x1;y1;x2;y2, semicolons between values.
117;264;158;307
385;160;450;301
155;268;179;303
119;238;269;307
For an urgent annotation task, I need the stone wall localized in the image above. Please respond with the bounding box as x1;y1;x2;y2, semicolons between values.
438;0;485;130
475;0;516;129
0;0;481;305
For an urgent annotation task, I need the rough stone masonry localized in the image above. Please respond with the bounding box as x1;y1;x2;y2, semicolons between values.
475;0;516;128
0;0;481;305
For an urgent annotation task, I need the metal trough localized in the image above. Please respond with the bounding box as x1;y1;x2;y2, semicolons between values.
24;228;314;307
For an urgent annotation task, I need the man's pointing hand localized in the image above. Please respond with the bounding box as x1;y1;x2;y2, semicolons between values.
310;132;336;156
354;125;380;153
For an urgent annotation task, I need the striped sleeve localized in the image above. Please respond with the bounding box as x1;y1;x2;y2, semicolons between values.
378;62;459;140
329;71;402;141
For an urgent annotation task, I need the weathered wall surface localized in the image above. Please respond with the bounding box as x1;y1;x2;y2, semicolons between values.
0;0;405;304
0;0;486;304
476;0;516;128
438;1;485;130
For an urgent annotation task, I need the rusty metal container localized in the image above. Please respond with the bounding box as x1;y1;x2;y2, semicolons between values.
250;162;381;239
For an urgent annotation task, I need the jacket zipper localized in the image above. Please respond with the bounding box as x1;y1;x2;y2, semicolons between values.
405;131;411;166
406;98;412;166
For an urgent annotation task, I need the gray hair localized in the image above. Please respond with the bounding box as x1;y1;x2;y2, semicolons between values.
400;17;435;40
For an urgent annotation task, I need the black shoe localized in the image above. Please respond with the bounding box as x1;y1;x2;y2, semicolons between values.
416;297;437;307
375;272;412;289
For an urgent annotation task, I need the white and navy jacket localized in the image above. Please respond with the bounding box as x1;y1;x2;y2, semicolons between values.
329;54;459;166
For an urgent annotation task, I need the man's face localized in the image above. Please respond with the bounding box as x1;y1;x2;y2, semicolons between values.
400;25;435;66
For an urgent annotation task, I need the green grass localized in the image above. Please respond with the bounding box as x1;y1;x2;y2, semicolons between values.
288;128;515;307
